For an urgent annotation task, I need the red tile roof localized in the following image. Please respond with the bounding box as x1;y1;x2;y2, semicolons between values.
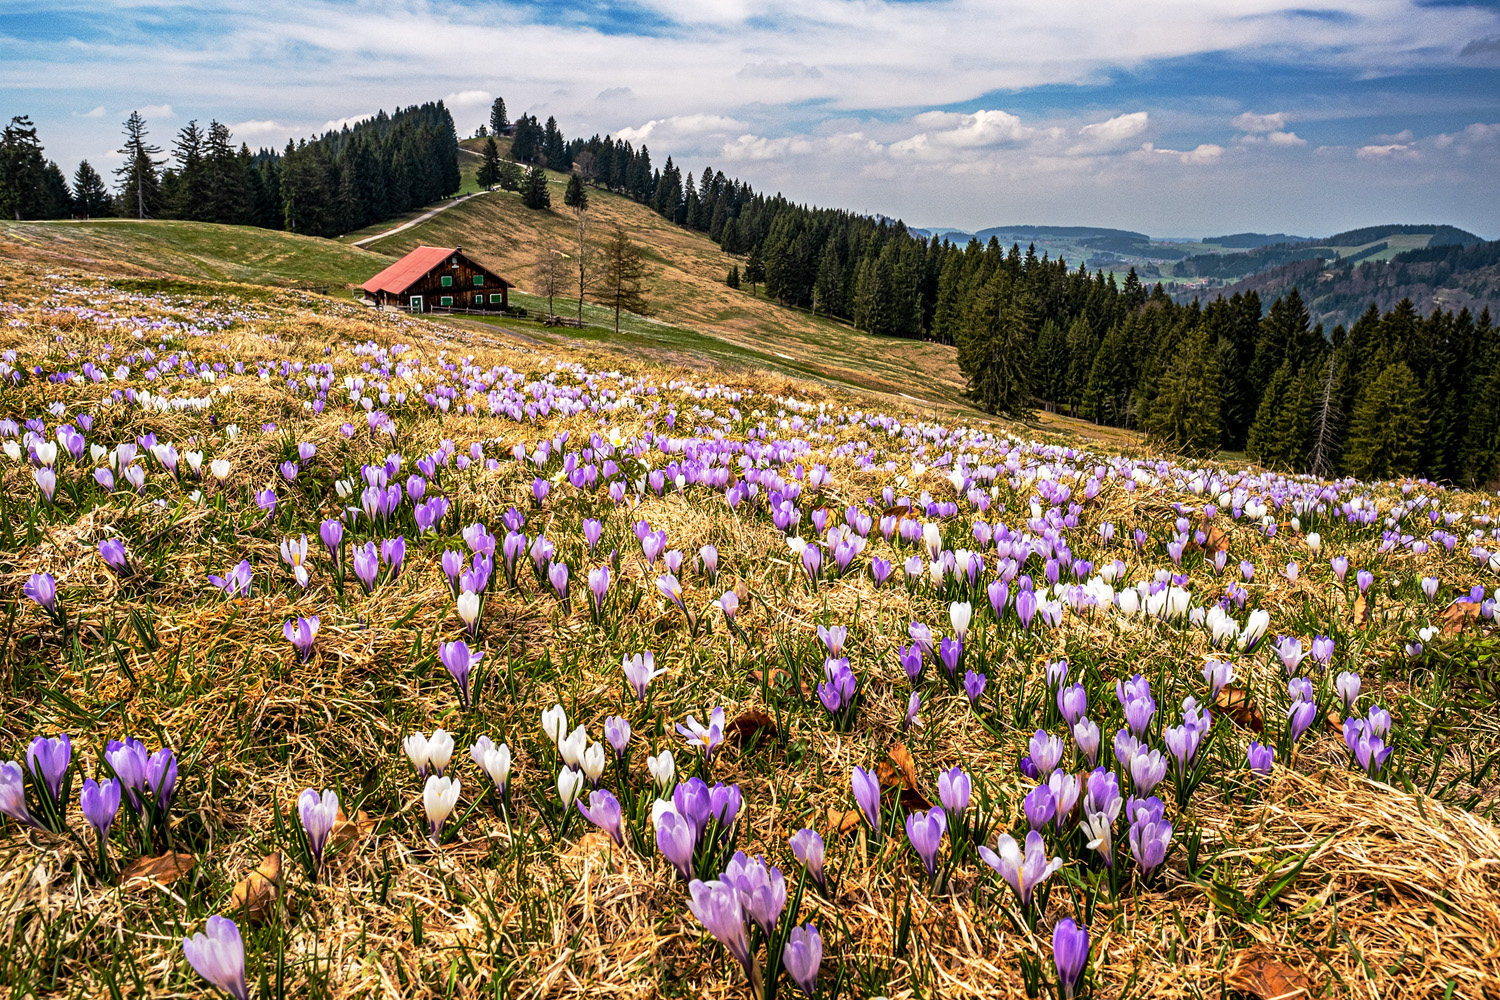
361;246;459;295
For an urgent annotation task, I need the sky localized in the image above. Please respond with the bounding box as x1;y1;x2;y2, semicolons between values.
3;0;1499;239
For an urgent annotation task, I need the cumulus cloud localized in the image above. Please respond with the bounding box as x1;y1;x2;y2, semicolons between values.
133;104;174;119
1232;111;1288;133
1143;142;1224;165
1076;111;1149;146
615;113;745;145
73;105;105;118
442;89;492;108
1356;143;1417;160
228;120;289;141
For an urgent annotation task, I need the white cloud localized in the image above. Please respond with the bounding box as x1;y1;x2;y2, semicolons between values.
442;89;492;108
737;60;821;80
1266;130;1306;147
1232;111;1288;133
73;105;105;118
616;114;745;145
1143;142;1224;165
1356;143;1417;160
1077;111;1149;146
133;104;173;119
228;120;288;141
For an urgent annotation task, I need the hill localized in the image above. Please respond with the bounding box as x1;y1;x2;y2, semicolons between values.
1202;237;1500;328
1202;232;1315;248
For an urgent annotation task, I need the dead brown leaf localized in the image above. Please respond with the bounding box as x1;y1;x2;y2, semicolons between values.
828;807;863;836
1352;593;1371;628
875;743;932;812
1440;601;1482;635
329;808;375;853
120;852;195;891
1203;523;1229;553
725;709;777;746
1231;948;1317;999
1215;686;1264;733
227;851;282;925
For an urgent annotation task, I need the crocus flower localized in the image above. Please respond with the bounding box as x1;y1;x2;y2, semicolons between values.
978;830;1063;907
782;923;823;996
852;765;881;833
898;643;923;682
904;806;947;879
282;616;320;663
1357;569;1374;594
298;788;339;868
1203;660;1235;702
557;726;587;769
686;879;753;975
604;716;631;758
1310;635;1335;670
938;636;962;676
1287;699;1317;745
577;789;625;846
789;828;827;894
548;560;569;600
470;737;511;798
352;542;380;593
817;624;847;656
81;777;120;843
556;768;585;810
1029;730;1064;777
99;539;130;573
541;704;568;744
1023;783;1056;831
648;751;676;794
723;851;788;935
656;808;695;879
405;729;454;779
1128;812;1173;877
1073;718;1101;768
964;669;987;706
1053;918;1090;1000
23;573;57;615
1058;683;1088;727
903;690;922;732
1247;741;1275;779
949;602;972;644
423;775;461;845
27;733;71;805
182;915;249;1000
0;761;36;827
587;566;610;613
1334;671;1361;713
938;766;972;815
677;708;726;761
439;639;482;710
208;560;253;599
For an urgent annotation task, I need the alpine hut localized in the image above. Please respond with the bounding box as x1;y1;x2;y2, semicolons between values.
360;246;512;314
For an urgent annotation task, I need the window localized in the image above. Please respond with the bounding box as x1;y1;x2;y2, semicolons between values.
473;294;483;305
473;275;484;286
440;296;453;306
490;293;503;303
441;275;453;287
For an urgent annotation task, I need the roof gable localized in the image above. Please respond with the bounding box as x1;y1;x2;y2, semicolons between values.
361;246;461;295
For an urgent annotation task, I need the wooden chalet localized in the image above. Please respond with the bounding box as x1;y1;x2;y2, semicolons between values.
360;245;512;314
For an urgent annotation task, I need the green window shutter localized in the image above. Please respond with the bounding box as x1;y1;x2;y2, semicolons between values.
490;293;503;303
473;275;484;286
441;275;453;287
440;296;453;306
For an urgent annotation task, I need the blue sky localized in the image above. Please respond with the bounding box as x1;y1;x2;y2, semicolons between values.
3;0;1499;237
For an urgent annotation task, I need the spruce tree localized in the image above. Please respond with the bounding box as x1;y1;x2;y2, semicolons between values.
1343;362;1426;480
1142;325;1222;457
564;172;587;211
521;165;551;210
958;280;1034;418
726;265;740;289
71;160;111;217
1245;361;1293;468
476;137;501;188
489;97;509;135
745;245;764;297
115;111;164;219
599;224;650;333
39;162;71;218
0;115;48;220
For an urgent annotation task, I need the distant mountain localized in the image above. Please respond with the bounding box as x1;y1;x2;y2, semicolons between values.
972;224;1150;242
1184;238;1500;329
1172;224;1487;283
1203;232;1315;248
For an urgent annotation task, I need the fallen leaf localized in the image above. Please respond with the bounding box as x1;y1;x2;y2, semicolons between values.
1202;524;1230;553
1440;601;1482;635
882;504;914;519
1215;686;1264;733
889;744;919;790
1231;949;1317;999
874;744;932;812
828;807;863;836
725;710;777;747
121;852;195;891
1352;594;1371;629
747;667;811;699
227;852;281;925
329;808;375;853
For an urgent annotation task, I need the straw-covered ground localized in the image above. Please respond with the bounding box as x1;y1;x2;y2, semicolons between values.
1;262;1499;1000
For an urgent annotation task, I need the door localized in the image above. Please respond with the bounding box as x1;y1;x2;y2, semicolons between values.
409;296;423;313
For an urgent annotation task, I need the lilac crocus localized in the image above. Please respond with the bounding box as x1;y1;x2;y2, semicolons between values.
789;828;827;894
903;690;922;732
182;915;249;1000
1357;569;1374;594
1029;730;1065;777
978;830;1063;907
938;637;962;677
146;747;178;810
782;923;823;996
623;651;665;700
1128;805;1173;877
1310;635;1334;670
677;707;726;761
656;809;695;879
23;572;57;615
27;733;71;805
577;789;625;846
1023;783;1056;831
439;639;482;710
904;806;947;879
898;643;923;682
381;535;406;578
298;788;339;868
604;715;631;758
282;616;320;663
938;766;972;815
81;778;120;842
1016;588;1038;628
1287;699;1317;745
1053;918;1090;1000
1058;683;1088;728
964;669;987;706
852;765;882;833
1247;741;1276;779
99;539;130;573
587;566;610;613
352;542;379;593
723;851;788;935
0;762;36;827
686;879;753;975
1334;671;1361;713
320;518;344;566
548;561;569;601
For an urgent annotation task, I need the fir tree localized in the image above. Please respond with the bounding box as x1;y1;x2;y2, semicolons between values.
166;120;210;220
1343;362;1426;480
726;265;740;289
0;115;48;220
564;172;588;211
959;281;1034;418
1245;361;1293;468
71;160;111;217
476;137;501;188
38;161;70;218
489;97;509;135
599;224;651;333
745;245;765;297
115;111;164;219
497;160;522;192
1142;326;1223;458
521;165;551;210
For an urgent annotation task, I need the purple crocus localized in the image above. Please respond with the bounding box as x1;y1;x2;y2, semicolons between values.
1357;569;1374;594
577;789;625;846
938;637;962;677
782;923;823;996
963;668;987;706
604;715;631;758
656;809;695;879
298;787;339;869
1058;683;1088;728
182;915;249;1000
81;778;120;843
588;566;610;614
1053;918;1090;1000
352;542;379;593
1128;812;1173;877
789;828;827;894
723;851;788;935
1016;589;1038;628
904;805;947;880
0;762;37;827
686;879;752;976
852;765;882;833
23;572;57;614
282;616;320;662
146;747;178;810
439;639;482;710
1310;635;1334;670
903;690;922;732
99;539;130;573
622;651;665;700
978;830;1063;907
548;560;569;601
898;643;923;682
27;734;71;805
1286;699;1317;745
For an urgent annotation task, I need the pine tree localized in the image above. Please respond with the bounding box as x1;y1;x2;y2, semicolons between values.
115;111;164;219
71;160;111;217
1245;361;1293;468
958;281;1035;418
476;137;501;188
167;120;210;220
1142;325;1222;458
497;160;522;192
745;245;764;297
726;265;740;289
39;162;70;218
599;224;651;333
521;165;551;210
1343;362;1426;480
489;97;509;135
564;172;588;211
0;116;48;220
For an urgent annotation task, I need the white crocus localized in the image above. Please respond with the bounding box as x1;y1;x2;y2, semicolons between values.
1306;532;1321;554
922;522;942;561
949;602;972;644
427;729;454;776
1116;589;1140;617
558;725;588;769
423;775;461;845
648;750;676;793
210;458;231;480
556;768;585;809
456;590;480;629
581;742;606;784
541;704;568;744
1242;609;1271;650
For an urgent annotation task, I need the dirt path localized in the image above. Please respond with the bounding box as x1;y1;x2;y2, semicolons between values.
350;191;490;248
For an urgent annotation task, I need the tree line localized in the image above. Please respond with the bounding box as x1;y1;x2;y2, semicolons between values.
2;102;461;237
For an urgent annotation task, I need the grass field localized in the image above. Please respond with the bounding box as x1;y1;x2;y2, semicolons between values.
1;248;1500;1000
